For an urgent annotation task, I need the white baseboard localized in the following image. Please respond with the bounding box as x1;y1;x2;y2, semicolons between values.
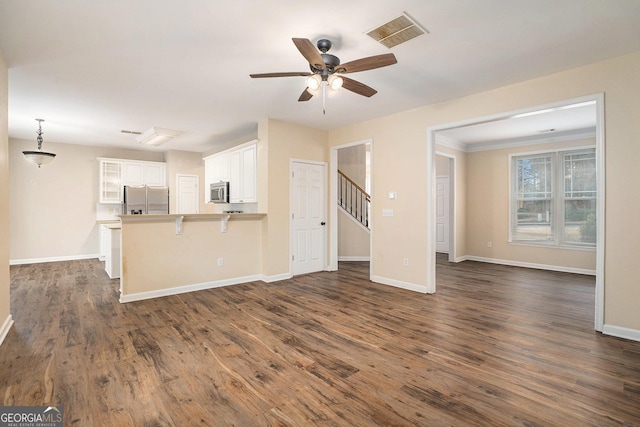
462;255;596;276
602;324;640;343
10;253;100;266
120;274;263;303
0;315;14;348
371;275;431;294
261;272;293;283
338;256;370;262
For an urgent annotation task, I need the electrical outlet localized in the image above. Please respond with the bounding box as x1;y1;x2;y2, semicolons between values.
403;258;409;267
487;242;492;248
217;258;224;267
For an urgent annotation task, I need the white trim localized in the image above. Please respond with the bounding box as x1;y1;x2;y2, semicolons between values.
428;93;605;333
120;274;263;303
465;127;596;152
0;315;14;348
10;253;100;266
464;255;596;276
435;151;456;263
262;272;293;283
602;325;640;343
175;173;200;214
338;256;370;262
338;205;371;233
290;159;328;276
330;138;374;275
371;275;430;294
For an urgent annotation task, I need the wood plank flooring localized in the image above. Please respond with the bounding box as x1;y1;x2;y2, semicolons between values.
2;256;640;426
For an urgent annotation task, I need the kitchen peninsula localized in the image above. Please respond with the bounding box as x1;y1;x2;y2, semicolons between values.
119;213;266;303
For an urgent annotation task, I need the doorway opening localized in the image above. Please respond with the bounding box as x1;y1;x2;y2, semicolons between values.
427;94;605;332
329;139;373;277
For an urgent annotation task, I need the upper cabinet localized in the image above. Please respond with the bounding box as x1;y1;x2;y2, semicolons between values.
204;140;257;204
98;158;166;203
99;159;123;203
123;161;166;187
229;144;256;203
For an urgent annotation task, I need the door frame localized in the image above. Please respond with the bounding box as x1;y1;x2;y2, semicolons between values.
175;173;200;214
290;159;328;274
426;93;605;332
329;138;373;276
435;153;456;261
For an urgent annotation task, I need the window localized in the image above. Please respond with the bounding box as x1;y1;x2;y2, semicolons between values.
511;148;596;247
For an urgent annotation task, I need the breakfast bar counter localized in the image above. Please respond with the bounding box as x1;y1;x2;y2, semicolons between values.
119;213;266;302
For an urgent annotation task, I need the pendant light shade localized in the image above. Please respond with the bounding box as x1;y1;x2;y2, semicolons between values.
23;119;56;168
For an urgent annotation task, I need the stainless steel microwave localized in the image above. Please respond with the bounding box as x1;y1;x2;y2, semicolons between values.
210;181;229;203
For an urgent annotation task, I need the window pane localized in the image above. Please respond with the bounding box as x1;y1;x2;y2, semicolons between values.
513;199;553;241
564;199;596;244
517;156;552;199
564;151;596;198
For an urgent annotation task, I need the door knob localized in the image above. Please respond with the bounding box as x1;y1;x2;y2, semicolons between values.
320;221;326;226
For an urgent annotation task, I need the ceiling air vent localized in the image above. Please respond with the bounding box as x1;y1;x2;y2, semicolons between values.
366;12;429;49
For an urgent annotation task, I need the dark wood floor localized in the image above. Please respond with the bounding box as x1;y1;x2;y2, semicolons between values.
2;256;640;426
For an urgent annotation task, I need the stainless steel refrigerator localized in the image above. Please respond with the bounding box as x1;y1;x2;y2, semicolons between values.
123;185;169;214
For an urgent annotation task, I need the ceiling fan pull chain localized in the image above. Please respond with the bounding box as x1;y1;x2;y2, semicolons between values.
323;82;326;115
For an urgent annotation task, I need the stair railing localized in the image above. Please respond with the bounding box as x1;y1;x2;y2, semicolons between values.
338;170;370;229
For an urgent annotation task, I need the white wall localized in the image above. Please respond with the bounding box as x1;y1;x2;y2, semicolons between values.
0;52;11;346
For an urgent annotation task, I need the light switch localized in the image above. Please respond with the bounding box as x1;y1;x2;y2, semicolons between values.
382;209;394;217
388;191;397;200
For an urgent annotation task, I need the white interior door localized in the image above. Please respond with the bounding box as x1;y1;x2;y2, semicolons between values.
291;161;327;275
176;174;199;214
436;176;450;253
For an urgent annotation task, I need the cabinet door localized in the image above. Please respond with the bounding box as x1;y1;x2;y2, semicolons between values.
99;160;123;203
240;145;257;202
229;150;242;203
211;153;230;182
123;162;144;186
145;163;166;186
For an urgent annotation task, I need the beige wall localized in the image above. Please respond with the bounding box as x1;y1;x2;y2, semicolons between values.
259;119;328;277
0;52;10;340
465;137;596;271
338;144;366;188
121;216;263;296
9;139;162;261
329;51;640;331
338;211;370;259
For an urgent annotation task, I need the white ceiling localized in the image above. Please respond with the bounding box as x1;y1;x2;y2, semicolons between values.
1;0;639;153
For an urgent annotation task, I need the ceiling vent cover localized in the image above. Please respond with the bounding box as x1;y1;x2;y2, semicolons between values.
366;12;428;49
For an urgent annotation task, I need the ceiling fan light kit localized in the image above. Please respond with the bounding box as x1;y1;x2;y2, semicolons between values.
250;37;398;113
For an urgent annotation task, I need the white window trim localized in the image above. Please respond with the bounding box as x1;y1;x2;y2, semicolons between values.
508;145;596;249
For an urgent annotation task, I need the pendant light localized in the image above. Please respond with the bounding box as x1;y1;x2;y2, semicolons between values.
23;118;56;168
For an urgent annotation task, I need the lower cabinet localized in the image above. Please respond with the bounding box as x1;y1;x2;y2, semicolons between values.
101;224;121;279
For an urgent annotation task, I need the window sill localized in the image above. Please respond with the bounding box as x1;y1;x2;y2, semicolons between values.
508;241;596;252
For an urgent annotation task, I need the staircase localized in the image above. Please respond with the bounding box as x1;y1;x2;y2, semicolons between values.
338;170;370;229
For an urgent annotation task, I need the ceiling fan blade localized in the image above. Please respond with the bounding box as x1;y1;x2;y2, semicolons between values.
341;77;377;97
338;53;397;74
250;72;311;78
292;38;326;70
298;88;314;102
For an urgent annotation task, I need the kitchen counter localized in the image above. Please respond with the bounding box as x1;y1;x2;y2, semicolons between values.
119;213;267;302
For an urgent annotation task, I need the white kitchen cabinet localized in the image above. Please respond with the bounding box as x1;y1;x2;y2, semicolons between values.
144;162;166;186
123;161;166;187
203;140;257;204
123;162;144;186
99;158;166;204
99;224;109;261
99;159;123;203
229;144;256;203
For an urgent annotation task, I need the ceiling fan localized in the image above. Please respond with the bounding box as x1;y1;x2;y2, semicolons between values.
250;38;397;104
